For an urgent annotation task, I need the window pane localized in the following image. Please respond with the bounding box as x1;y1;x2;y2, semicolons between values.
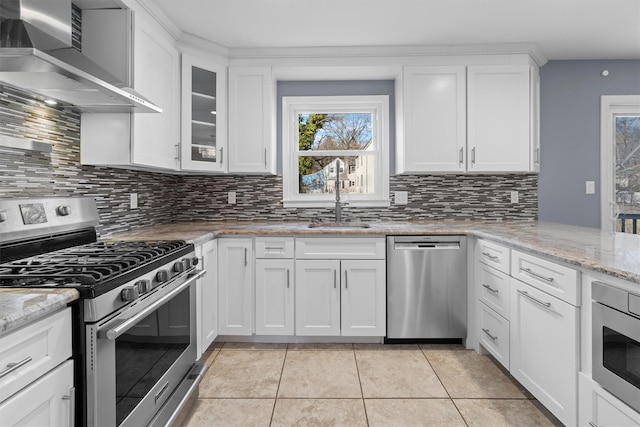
298;155;375;195
615;116;640;233
298;113;373;151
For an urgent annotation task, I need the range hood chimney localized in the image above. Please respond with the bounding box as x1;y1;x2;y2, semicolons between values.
0;0;161;113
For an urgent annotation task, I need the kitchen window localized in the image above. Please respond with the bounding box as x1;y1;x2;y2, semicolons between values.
282;95;390;207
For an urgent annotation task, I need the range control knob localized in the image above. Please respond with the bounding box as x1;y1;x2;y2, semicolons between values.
173;261;185;273
121;285;140;302
156;270;169;283
56;205;71;216
136;279;153;294
183;258;193;269
192;257;199;266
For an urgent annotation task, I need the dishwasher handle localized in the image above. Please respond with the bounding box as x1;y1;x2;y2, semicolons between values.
394;242;460;250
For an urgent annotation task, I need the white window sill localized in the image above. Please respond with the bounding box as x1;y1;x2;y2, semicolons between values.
283;199;390;209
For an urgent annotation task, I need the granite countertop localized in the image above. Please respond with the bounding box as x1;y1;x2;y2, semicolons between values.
108;220;640;287
0;288;79;337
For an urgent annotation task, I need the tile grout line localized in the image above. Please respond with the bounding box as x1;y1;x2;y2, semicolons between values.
419;347;470;427
351;345;371;427
268;345;289;426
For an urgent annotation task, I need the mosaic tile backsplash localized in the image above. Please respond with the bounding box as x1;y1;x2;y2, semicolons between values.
0;85;537;236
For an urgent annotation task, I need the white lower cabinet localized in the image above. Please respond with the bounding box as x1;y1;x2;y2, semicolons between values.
295;258;385;337
218;238;254;335
579;372;640;427
478;301;510;369
510;278;579;426
255;258;294;335
0;360;74;427
196;239;218;357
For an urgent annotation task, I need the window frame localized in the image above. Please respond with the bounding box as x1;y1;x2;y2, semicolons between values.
600;95;640;231
282;95;390;208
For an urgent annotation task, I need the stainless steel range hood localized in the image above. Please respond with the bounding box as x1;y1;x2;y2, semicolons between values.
0;0;161;113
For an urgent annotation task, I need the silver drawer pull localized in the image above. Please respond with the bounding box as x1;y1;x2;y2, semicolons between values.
482;328;498;341
589;422;599;427
0;356;33;378
264;247;284;251
482;284;499;294
481;252;499;261
520;267;554;283
518;290;551;307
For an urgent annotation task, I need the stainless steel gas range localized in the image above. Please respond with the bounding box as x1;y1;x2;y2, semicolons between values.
0;197;207;426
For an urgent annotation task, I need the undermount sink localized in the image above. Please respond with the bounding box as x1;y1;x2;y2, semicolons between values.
308;221;371;229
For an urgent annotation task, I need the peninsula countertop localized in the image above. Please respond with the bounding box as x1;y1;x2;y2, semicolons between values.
0;288;79;337
107;220;640;287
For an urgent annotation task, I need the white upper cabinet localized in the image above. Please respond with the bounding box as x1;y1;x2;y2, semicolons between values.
467;64;531;172
81;9;180;171
181;54;228;172
400;66;467;173
228;67;276;174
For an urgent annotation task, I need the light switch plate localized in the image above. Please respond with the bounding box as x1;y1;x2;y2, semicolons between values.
228;191;237;204
510;191;519;203
130;193;138;209
395;191;408;205
586;181;596;194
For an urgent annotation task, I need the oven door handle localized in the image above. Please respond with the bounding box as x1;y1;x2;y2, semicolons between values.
99;270;205;340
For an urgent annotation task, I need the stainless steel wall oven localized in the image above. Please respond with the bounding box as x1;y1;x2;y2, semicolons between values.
0;197;206;426
592;280;640;413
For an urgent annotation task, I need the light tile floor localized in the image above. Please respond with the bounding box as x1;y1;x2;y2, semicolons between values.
183;343;563;426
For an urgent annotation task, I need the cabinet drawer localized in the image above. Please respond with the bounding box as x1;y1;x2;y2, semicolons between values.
0;308;72;403
295;237;385;260
479;302;510;370
255;237;295;258
476;239;510;274
511;250;579;306
477;262;510;319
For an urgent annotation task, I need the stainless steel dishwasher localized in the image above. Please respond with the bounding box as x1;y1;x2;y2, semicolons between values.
386;235;467;340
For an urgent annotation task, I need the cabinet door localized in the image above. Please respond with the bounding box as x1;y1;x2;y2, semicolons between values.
255;259;294;335
218;238;254;335
228;66;275;174
130;12;181;171
401;66;466;173
181;54;228;172
196;240;218;357
295;260;341;336
341;260;386;336
0;360;74;427
467;65;531;172
510;279;578;426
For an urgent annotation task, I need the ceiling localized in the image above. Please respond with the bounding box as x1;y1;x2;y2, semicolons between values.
151;0;640;60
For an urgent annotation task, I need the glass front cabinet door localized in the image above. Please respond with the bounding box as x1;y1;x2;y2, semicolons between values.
181;54;227;172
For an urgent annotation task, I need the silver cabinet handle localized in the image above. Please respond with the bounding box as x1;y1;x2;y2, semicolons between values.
264;148;267;166
518;290;551;308
333;269;337;289
458;147;464;165
482;252;499;261
482;284;499;294
589;422;599;427
286;269;290;288
244;248;248;266
482;328;498;341
0;356;33;378
471;147;476;164
62;387;75;427
174;143;180;161
520;267;554;283
535;147;540;164
344;270;348;289
220;147;224;164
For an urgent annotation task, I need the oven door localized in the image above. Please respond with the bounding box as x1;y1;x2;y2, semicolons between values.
592;300;640;413
86;271;203;427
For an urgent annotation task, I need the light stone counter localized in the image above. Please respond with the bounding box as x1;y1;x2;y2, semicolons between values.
0;288;79;336
108;220;640;288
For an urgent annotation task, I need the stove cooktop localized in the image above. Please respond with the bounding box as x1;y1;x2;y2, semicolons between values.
0;240;194;298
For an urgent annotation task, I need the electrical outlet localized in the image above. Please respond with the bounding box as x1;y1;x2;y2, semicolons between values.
586;181;596;194
228;191;237;204
510;191;519;204
130;193;138;209
395;191;408;205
